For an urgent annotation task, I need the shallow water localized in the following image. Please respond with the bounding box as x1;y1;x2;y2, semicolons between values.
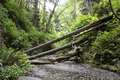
29;61;120;80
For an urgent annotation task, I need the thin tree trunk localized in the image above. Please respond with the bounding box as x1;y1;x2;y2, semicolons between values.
87;0;92;13
54;4;71;21
46;0;58;29
26;0;30;9
24;15;113;53
42;0;46;27
109;0;120;20
73;0;76;20
33;0;39;27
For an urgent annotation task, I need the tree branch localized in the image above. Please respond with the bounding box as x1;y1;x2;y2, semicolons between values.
109;0;120;21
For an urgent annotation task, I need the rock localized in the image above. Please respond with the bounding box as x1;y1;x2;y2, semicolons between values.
18;76;42;80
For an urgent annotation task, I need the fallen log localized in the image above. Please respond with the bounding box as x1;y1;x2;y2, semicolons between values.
29;47;83;64
29;56;72;65
51;48;83;62
29;60;52;65
24;15;113;53
28;38;86;60
28;22;109;60
75;23;105;38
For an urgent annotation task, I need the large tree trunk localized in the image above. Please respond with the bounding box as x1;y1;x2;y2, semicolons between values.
24;15;113;53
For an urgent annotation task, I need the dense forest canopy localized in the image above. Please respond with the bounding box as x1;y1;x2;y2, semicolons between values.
0;0;120;80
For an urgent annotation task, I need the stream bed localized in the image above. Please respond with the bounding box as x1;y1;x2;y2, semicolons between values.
28;61;120;80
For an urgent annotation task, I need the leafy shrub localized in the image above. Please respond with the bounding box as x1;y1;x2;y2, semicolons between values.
0;64;28;80
0;4;8;22
0;47;30;66
0;47;30;80
1;19;32;50
93;0;120;17
0;0;56;51
92;0;120;32
70;14;98;31
5;0;33;31
92;25;120;71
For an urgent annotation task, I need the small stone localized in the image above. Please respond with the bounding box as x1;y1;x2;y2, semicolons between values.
18;76;42;80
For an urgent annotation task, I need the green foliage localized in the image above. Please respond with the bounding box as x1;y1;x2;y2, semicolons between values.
92;25;120;71
0;4;8;22
92;0;120;31
0;0;120;75
99;64;119;72
5;0;33;31
0;0;56;51
0;47;30;67
92;25;120;52
0;64;28;80
93;0;120;17
70;14;98;31
2;18;32;50
0;47;30;80
13;30;32;50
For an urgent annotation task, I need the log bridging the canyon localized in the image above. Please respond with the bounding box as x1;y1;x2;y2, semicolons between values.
24;15;113;54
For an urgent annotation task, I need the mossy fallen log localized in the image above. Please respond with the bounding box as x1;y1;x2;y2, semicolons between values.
28;22;106;60
28;38;86;60
29;47;83;64
24;15;113;53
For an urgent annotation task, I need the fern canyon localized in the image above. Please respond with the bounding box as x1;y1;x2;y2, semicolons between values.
0;0;120;80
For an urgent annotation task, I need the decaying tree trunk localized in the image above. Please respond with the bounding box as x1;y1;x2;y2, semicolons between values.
75;22;105;38
51;46;83;62
29;46;83;64
29;60;52;65
28;38;87;60
24;15;113;53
